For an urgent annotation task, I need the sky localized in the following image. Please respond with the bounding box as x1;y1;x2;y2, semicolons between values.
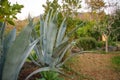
8;0;60;20
8;0;119;20
8;0;89;20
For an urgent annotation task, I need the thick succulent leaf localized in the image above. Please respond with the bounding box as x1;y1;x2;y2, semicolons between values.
0;22;5;43
54;68;73;79
25;67;68;80
25;67;51;80
46;20;57;55
2;20;34;80
57;53;77;67
48;9;54;23
34;45;45;66
56;18;66;47
52;41;69;67
51;11;58;22
45;11;58;56
0;28;16;79
60;22;85;44
52;41;68;58
40;16;44;49
44;54;54;66
3;28;16;54
18;38;40;73
29;54;41;66
57;43;71;64
43;10;50;54
0;22;6;79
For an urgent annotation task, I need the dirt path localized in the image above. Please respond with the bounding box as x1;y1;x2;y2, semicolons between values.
64;53;120;80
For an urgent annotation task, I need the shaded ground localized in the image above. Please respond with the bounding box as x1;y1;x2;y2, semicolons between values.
64;53;120;80
18;62;41;80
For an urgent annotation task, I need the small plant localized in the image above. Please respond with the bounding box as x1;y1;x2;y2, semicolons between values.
111;56;120;72
36;71;64;80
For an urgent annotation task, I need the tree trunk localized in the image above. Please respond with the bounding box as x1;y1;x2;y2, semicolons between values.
105;38;108;53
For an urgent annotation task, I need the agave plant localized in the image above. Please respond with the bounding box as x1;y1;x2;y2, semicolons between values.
26;10;85;80
0;17;39;80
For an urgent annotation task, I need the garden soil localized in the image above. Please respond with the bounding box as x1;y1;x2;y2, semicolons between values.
19;53;120;80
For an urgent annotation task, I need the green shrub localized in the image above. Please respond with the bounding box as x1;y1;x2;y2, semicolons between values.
76;37;97;50
109;42;117;46
97;41;105;48
111;56;120;72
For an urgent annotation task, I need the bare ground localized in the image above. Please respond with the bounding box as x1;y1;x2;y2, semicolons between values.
64;53;120;80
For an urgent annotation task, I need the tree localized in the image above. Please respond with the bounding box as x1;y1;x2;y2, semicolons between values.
85;0;120;52
43;0;82;18
111;8;120;41
85;0;105;12
61;0;81;17
0;0;23;25
42;0;60;18
94;11;120;52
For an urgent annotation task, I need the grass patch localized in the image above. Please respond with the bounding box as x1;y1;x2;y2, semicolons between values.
111;56;120;72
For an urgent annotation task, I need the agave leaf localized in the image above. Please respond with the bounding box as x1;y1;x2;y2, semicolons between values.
60;22;85;45
57;43;71;64
25;67;51;80
0;22;5;43
2;19;34;80
57;53;77;67
40;16;44;49
43;10;50;54
3;28;16;54
18;38;40;72
52;41;68;58
54;68;73;79
25;67;70;80
52;41;69;67
48;9;54;23
0;27;16;79
29;54;41;66
51;11;58;23
34;45;45;66
46;18;57;55
0;22;6;79
56;18;66;47
46;11;58;55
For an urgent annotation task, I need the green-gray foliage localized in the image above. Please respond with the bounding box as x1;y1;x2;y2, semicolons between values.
0;17;39;80
26;10;85;80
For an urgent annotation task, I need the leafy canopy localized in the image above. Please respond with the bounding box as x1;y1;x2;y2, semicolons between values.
0;0;23;25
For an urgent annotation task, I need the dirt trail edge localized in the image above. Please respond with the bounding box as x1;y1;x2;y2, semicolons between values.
64;53;120;80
